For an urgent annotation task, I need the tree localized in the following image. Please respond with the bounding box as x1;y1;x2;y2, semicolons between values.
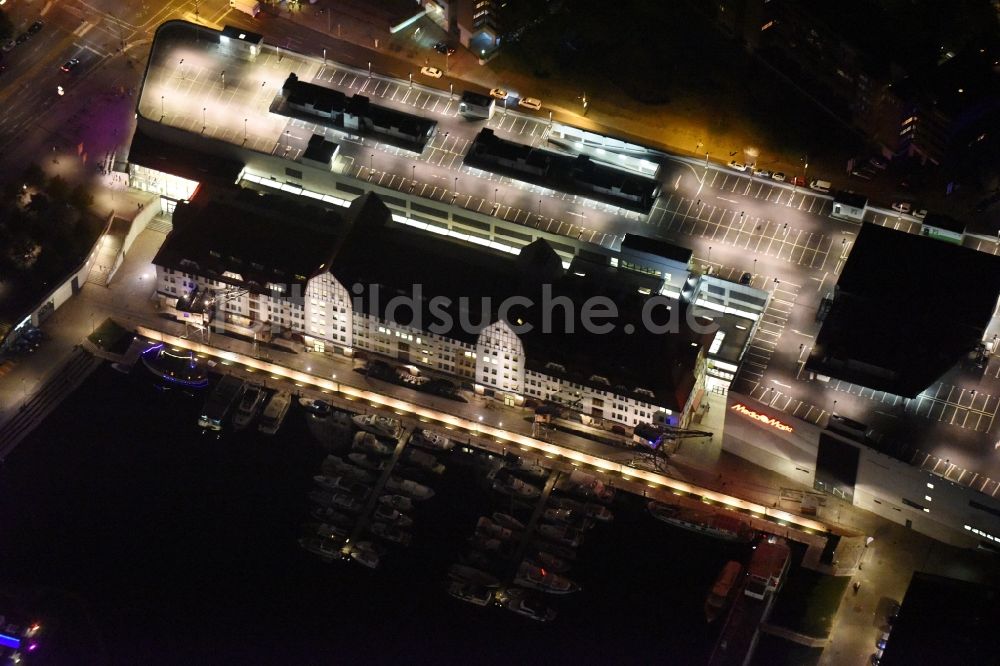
20;163;46;189
69;184;94;211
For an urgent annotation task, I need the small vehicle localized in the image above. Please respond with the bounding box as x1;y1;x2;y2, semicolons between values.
788;175;806;187
739;272;752;285
752;168;772;178
61;58;81;73
850;169;872;180
913;209;927;220
434;42;456;56
28;21;44;34
15;33;30;45
1;40;15;52
771;172;786;182
489;88;508;100
808;179;831;193
727;160;747;172
420;66;443;79
518;97;542;111
891;201;912;214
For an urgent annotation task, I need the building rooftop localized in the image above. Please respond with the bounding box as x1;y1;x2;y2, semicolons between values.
621;233;694;265
881;572;1000;666
330;193;708;409
833;190;868;209
152;185;346;295
922;213;966;235
807;223;1000;397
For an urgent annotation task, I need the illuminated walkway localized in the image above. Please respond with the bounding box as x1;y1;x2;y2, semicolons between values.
136;326;831;539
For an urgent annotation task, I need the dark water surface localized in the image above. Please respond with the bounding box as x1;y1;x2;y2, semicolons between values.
0;365;746;665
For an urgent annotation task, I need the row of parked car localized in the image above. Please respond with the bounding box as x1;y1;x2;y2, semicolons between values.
4;326;44;356
1;20;43;53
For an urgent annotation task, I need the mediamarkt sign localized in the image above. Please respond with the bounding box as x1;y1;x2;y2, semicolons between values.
730;403;794;433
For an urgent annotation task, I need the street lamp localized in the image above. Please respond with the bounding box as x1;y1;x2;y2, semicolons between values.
409;72;413;88
494;188;498;205
202;107;206;130
220;70;225;89
411;165;416;183
160;95;164;119
243;118;248;143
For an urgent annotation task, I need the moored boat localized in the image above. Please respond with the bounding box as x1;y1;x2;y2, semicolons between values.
385;476;435;500
352;431;392;456
498;588;557;622
352;413;402;440
648;501;754;543
476;517;515;541
447;580;495;607
374;505;414;528
310;507;354;528
705;560;744;622
313;475;370;498
528;550;571;573
447;564;500;588
299;537;343;561
538;523;584;548
491;474;541;500
232;385;265;430
412;429;454;451
378;494;414;512
515;561;581;595
492;512;526;531
348;451;387;472
403;448;446;475
370;521;412;546
258;391;291;435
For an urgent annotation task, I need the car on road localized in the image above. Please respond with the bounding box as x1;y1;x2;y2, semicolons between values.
850;169;873;180
489;88;508;101
891;201;912;214
15;33;30;45
419;66;443;79
727;160;747;172
771;172;786;182
28;21;43;34
434;42;456;56
60;58;81;73
1;39;15;52
752;168;772;178
518;97;542;111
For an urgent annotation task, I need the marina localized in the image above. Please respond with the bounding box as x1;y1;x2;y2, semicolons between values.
0;364;748;662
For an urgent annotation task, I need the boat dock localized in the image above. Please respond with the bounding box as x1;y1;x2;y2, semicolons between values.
347;426;412;546
508;470;559;572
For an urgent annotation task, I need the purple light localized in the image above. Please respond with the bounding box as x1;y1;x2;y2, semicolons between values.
28;643;38;651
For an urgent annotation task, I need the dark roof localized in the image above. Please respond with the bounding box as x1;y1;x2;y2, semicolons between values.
127;127;243;186
833;190;868;208
881;572;1000;666
283;73;348;115
806;223;1000;397
153;185;346;295
302;133;337;164
220;25;263;43
621;234;693;265
331;193;708;409
922;213;965;234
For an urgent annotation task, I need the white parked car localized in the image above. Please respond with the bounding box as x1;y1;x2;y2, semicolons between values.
891;201;912;214
771;172;786;182
518;97;542;110
913;208;927;220
489;88;509;100
420;66;443;79
728;160;747;172
752;168;772;178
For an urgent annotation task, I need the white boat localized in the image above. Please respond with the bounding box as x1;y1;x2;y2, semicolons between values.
538;524;583;548
515;561;581;595
232;385;265;430
299;537;343;561
298;397;332;417
370;521;412;546
352;430;392;456
258;391;291;435
447;580;495;607
492;512;526;531
373;505;414;528
320;456;375;483
310;507;354;528
378;494;414;512
352;413;402;440
492;475;541;500
476;517;515;541
403;448;446;475
528;550;571;573
499;588;557;622
412;429;454;451
385;476;435;500
447;564;500;588
349;544;380;569
313;475;370;498
347;451;387;472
